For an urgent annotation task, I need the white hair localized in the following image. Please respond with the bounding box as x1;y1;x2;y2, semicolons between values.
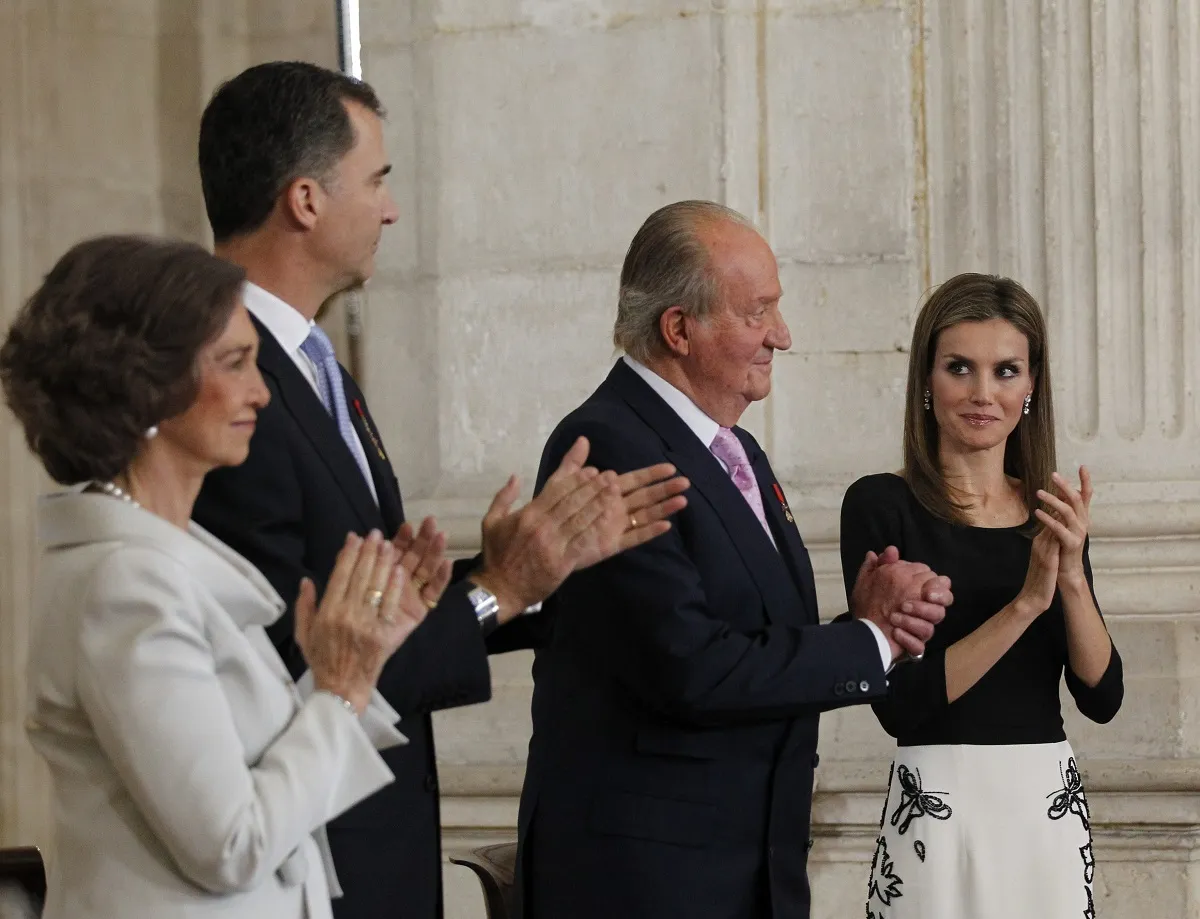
613;200;755;362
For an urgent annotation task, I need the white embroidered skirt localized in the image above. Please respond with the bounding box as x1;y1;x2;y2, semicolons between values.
864;741;1096;919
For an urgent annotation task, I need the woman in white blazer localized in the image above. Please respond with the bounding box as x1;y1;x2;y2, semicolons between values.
0;236;448;918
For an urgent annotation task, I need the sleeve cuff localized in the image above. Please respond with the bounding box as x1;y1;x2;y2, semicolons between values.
295;671;408;750
1066;640;1124;723
861;619;894;672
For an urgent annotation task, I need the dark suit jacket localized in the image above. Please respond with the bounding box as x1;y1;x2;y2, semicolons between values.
516;361;888;919
193;315;530;919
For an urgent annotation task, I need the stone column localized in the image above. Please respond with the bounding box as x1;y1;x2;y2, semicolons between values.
0;0;341;856
358;1;929;915
0;0;174;853
817;1;1200;917
0;4;51;850
355;1;1196;917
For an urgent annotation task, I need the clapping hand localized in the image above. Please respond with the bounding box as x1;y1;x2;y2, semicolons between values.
294;531;429;713
1012;526;1060;620
1035;467;1092;591
392;516;453;614
471;436;689;622
570;461;689;570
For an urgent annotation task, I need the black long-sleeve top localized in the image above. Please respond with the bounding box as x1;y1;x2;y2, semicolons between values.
840;473;1123;746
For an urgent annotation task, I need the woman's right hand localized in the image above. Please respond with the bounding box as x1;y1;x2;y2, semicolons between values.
294;530;428;713
1014;526;1061;620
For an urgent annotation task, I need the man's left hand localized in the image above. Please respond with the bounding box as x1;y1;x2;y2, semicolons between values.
392;516;453;617
471;437;686;624
569;462;689;571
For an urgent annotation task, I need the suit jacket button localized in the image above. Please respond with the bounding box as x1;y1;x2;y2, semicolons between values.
845;680;858;694
859;680;871;692
833;683;844;696
425;774;438;792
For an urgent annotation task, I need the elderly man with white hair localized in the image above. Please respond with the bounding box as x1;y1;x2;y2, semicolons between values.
515;200;953;919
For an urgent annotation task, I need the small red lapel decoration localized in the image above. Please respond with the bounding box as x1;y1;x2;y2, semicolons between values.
353;399;388;462
773;483;795;524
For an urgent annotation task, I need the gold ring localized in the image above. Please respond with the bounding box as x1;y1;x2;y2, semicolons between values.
423;597;437;611
629;515;639;529
365;589;384;609
412;577;427;593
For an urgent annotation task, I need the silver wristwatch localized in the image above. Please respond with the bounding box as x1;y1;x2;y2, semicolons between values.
466;582;501;635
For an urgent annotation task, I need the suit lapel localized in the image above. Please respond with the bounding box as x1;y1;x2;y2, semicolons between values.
252;316;381;531
342;372;405;535
606;362;805;626
748;446;820;624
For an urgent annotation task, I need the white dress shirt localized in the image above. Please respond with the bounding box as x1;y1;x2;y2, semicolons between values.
242;282;378;504
621;356;892;671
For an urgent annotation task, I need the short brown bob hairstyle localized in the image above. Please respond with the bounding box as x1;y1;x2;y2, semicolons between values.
902;272;1056;528
0;235;245;484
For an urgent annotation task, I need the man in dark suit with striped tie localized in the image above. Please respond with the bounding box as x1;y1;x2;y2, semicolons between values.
190;62;688;919
517;201;953;919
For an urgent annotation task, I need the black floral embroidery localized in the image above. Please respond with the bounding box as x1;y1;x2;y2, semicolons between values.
889;765;953;835
1047;757;1090;832
867;836;904;907
865;763;896;917
914;839;926;862
1047;757;1095;918
1080;842;1095;884
877;762;895;830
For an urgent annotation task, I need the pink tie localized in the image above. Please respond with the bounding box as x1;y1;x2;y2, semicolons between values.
710;427;772;538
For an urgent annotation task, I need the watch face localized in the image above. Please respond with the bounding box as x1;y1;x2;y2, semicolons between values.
467;584;499;619
468;585;493;605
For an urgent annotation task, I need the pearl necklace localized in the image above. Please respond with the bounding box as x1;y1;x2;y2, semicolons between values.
93;480;140;509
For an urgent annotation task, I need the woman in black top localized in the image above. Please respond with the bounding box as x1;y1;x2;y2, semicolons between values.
840;273;1123;919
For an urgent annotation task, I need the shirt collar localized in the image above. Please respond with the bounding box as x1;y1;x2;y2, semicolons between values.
241;281;313;355
621;355;721;450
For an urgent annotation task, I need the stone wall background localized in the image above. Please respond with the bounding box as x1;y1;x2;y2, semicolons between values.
1;1;1197;916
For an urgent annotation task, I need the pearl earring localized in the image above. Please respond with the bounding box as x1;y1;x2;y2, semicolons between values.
1022;394;1032;416
923;390;931;411
145;425;159;439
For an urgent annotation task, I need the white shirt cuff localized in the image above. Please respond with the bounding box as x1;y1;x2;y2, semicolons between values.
861;620;894;673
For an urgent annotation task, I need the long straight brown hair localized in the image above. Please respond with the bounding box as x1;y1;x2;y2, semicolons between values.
902;273;1056;529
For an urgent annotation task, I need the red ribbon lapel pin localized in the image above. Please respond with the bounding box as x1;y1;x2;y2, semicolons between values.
353;399;388;462
772;483;794;524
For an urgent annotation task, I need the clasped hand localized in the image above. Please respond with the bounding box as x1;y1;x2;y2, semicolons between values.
851;546;952;662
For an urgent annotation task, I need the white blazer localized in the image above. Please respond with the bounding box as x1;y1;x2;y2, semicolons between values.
25;489;407;919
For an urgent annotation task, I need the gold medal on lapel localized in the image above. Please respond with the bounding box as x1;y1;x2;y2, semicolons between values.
353;398;388;462
772;483;795;524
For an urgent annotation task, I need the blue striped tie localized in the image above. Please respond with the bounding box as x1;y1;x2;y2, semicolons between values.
299;324;373;487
